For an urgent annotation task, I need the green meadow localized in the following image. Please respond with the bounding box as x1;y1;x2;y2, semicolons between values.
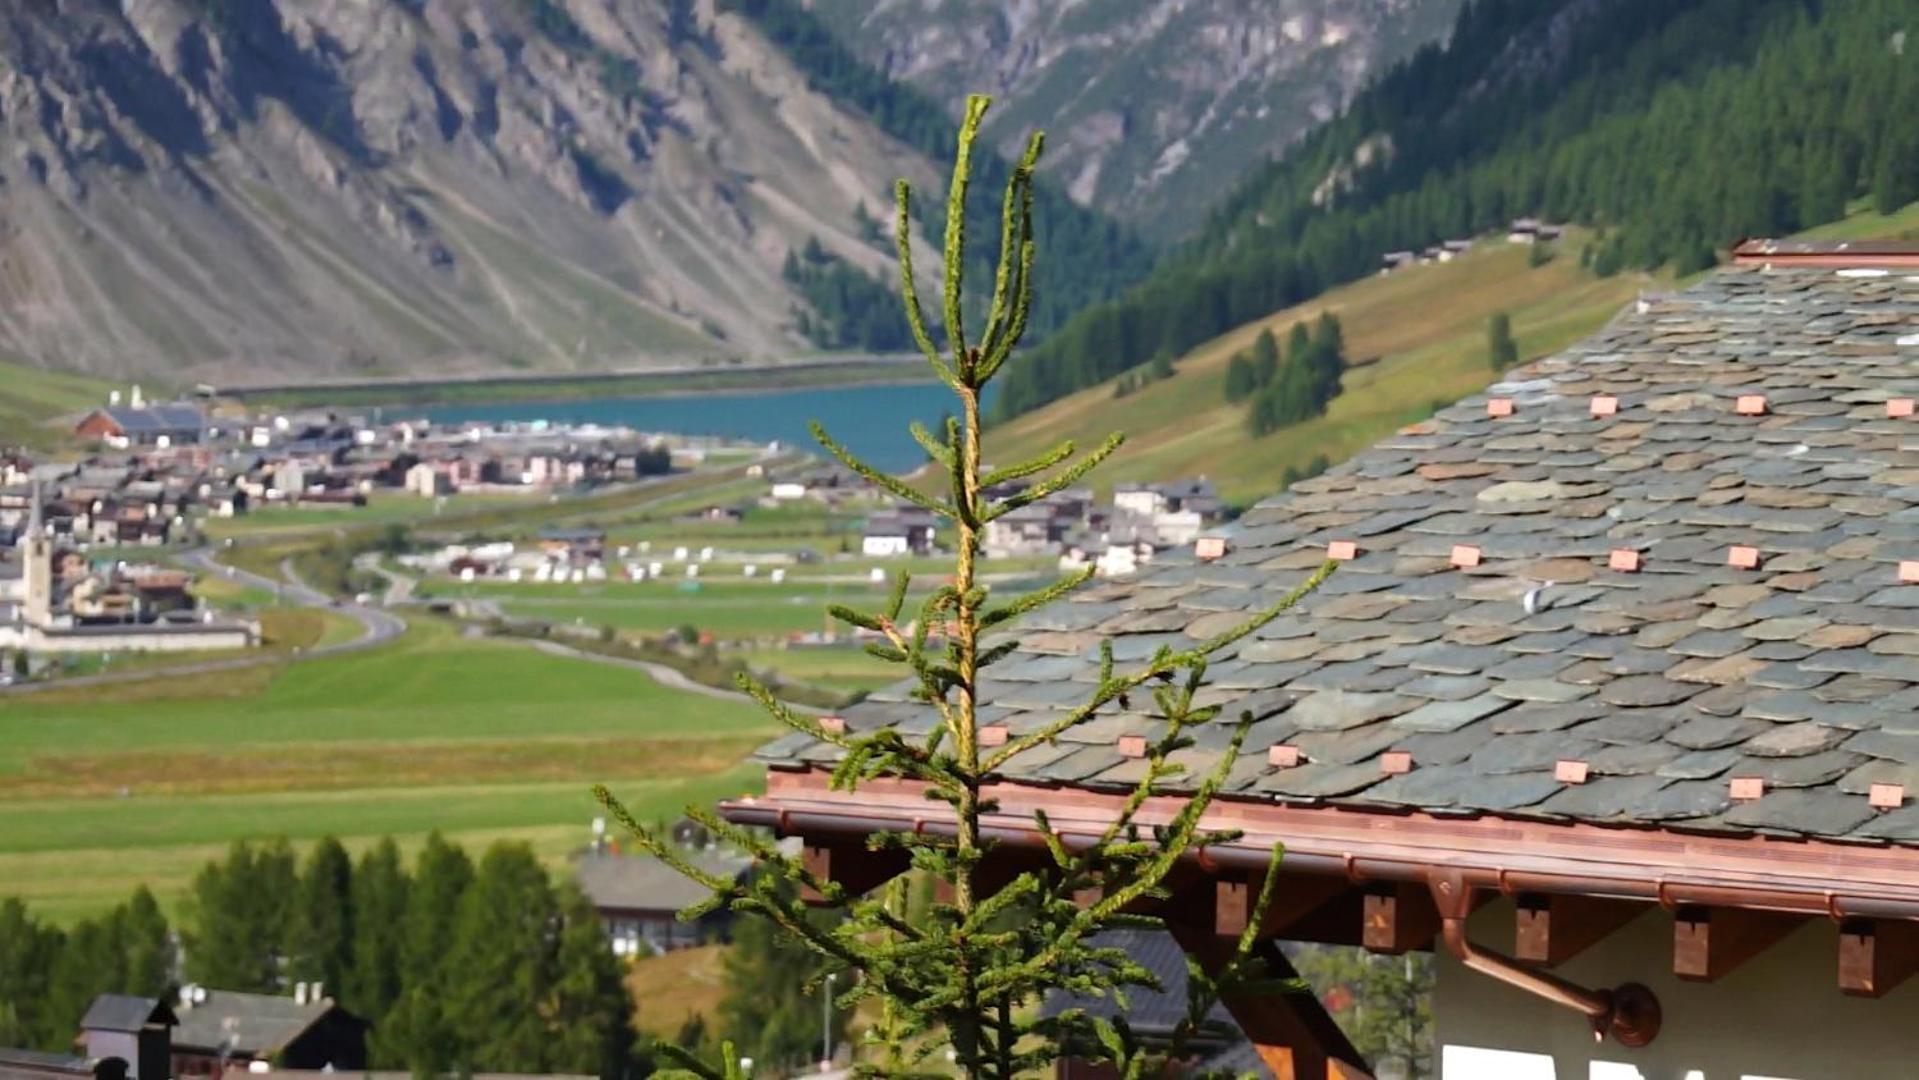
0;618;776;921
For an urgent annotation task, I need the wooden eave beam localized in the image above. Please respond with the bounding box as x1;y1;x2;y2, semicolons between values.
1215;871;1356;940
1672;905;1805;982
1514;893;1649;968
1362;882;1440;955
799;839;909;905
1839;918;1919;998
1169;924;1374;1080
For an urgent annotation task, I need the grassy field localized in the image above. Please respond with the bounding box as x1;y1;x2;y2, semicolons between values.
1792;197;1919;242
0;617;776;921
202;491;546;539
982;230;1654;504
0;359;112;450
735;646;902;694
629;945;730;1038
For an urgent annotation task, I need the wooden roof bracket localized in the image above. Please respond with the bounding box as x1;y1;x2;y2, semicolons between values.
1427;868;1662;1048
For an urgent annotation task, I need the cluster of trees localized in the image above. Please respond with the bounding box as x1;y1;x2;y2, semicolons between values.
783;238;917;351
993;0;1919;420
1295;948;1435;1079
673;901;851;1075
1111;351;1177;398
1224;315;1347;436
189;835;633;1077
0;836;635;1078
1487;312;1520;372
722;0;1157;338
0;892;171;1051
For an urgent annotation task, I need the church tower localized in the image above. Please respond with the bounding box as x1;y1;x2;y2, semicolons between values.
22;480;52;628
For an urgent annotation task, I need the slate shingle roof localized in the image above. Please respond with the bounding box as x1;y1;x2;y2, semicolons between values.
171;992;338;1056
101;405;205;435
79;994;172;1033
575;849;751;913
759;266;1919;847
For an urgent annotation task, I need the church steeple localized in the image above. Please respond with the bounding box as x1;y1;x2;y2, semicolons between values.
21;478;51;628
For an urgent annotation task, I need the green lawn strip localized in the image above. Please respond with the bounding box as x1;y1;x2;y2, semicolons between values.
0;359;113;451
0;764;761;924
0;619;773;772
731;646;902;693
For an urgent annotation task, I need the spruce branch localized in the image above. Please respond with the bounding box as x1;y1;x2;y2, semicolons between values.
982;432;1124;521
942;96;992;374
810;420;954;517
893;180;953;384
980;438;1076;490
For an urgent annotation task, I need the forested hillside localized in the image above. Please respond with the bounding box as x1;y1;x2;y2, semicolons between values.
720;0;1156;342
994;0;1919;420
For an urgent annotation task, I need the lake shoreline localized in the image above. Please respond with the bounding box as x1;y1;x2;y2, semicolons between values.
223;353;932;409
424;381;971;475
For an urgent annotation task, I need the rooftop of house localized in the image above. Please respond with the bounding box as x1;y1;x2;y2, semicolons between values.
1039;928;1271;1077
92;405;205;433
170;991;347;1056
0;1047;104;1078
575;848;752;914
79;995;173;1034
757;264;1919;849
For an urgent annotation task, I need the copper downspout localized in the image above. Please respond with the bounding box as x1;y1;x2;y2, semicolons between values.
1427;869;1661;1048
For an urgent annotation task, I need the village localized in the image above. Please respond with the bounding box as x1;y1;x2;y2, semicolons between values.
0;388;1230;677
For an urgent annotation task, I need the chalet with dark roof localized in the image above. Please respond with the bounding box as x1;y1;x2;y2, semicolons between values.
169;989;365;1077
74;406;206;447
575;848;753;955
730;247;1919;1078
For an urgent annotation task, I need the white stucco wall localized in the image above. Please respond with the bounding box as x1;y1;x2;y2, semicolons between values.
10;625;257;653
1435;899;1919;1079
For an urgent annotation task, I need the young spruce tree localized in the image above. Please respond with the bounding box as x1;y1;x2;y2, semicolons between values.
597;94;1331;1079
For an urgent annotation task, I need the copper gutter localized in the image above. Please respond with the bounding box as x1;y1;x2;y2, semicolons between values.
1731;238;1919;268
724;770;1919;921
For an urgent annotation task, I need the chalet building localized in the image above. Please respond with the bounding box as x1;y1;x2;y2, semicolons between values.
0;993;173;1080
729;245;1919;1078
170;988;367;1076
862;509;937;557
1045;930;1271;1078
74;405;206;448
575;848;753;955
538;527;607;566
78;996;174;1080
1507;218;1565;245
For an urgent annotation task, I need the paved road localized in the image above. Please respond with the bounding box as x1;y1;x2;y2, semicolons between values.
354;553;416;607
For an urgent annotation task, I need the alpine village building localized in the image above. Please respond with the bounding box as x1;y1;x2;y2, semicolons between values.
727;244;1919;1079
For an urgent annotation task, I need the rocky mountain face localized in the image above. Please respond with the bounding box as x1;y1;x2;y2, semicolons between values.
0;0;939;381
805;0;1461;238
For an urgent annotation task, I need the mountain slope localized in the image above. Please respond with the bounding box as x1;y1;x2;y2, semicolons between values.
0;0;1114;382
994;0;1919;420
799;0;1463;238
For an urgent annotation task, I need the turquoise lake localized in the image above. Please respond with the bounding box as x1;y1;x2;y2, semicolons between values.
426;381;972;475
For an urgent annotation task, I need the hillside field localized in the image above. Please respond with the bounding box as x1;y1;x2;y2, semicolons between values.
0;617;775;922
984;230;1651;504
0;360;110;449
